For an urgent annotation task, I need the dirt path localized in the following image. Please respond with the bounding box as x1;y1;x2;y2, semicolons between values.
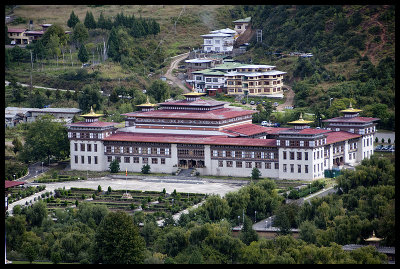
164;52;190;93
276;85;295;111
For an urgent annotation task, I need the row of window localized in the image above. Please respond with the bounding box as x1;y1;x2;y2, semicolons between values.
74;143;98;152
105;146;170;155
218;160;279;169
107;156;166;165
74;155;98;165
228;88;280;94
212;150;276;160
69;132;108;139
282;163;310;173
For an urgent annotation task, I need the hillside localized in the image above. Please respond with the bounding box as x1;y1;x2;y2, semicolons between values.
5;5;395;131
230;5;395;130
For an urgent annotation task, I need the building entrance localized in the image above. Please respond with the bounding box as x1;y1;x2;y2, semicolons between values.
178;159;205;169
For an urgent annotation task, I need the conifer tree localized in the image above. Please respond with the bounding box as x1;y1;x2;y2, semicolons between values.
67;10;80;28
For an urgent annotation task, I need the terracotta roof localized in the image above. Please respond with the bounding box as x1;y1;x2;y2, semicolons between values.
103;132;276;147
123;108;255;120
325;131;361;144
323;116;379;123
8;28;26;33
68;121;117;128
223;123;272;136
5;181;25;189
158;98;224;107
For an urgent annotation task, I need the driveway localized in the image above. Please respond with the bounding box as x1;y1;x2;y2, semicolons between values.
164;52;190;93
276;85;294;111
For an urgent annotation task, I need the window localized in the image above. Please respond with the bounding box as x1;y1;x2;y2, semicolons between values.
255;162;262;168
143;157;148;164
88;156;91;164
81;143;85;151
290;164;294;173
245;162;252;168
283;164;287;172
305;152;309;160
152;158;158;164
161;158;165;165
124;157;130;163
87;144;92;152
218;160;223;167
298;165;301;173
275;163;279;169
227;161;233;167
290;152;295;160
305;165;309;173
74;155;78;164
94;156;98;164
107;156;112;162
265;162;271;169
94;144;97;152
297;152;302;160
236;161;242;168
116;156;121;163
133;157;139;163
81;156;85;164
283;151;287;160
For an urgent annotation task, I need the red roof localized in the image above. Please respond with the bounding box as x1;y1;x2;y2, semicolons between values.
123;108;256;120
5;181;25;189
158;99;224;107
103;132;277;147
323;116;379;123
222;123;282;136
68;121;118;128
325;131;361;144
8;28;26;33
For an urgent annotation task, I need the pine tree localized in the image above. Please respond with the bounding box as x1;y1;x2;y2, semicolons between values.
84;11;96;29
67;10;80;28
78;43;89;64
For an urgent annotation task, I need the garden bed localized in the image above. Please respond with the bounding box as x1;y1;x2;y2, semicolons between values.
46;187;206;219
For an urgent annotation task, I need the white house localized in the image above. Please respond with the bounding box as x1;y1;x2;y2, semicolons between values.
201;28;236;53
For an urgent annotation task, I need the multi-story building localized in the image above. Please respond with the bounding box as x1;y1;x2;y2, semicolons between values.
67;96;378;181
225;64;286;96
201;28;236;53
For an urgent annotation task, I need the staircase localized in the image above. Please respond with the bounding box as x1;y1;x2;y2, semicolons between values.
177;168;194;177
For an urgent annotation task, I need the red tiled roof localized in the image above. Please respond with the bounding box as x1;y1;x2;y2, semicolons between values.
323;116;379;123
325;131;361;144
222;123;286;136
8;28;26;33
103;132;277;147
5;181;25;189
123;108;256;120
68;121;118;128
158;99;224;107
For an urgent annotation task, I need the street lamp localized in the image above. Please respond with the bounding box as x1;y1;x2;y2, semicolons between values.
329;98;333;107
13;174;16;181
41;162;44;173
255;210;257;223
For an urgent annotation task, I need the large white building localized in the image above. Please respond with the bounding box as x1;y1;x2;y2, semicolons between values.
67;96;379;181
